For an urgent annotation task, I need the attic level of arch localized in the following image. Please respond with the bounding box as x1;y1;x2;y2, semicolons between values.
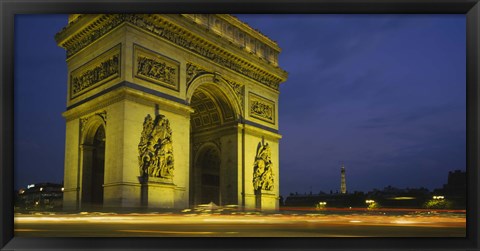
55;14;287;90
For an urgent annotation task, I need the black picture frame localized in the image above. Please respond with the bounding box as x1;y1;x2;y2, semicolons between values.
1;0;479;250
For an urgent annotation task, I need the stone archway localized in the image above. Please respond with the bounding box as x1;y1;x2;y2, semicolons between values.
80;114;106;209
188;75;242;207
193;144;221;205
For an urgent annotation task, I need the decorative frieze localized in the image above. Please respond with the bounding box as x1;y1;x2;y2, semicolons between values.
58;15;283;91
248;93;275;124
252;139;274;191
183;15;279;66
138;113;174;179
70;45;120;99
134;45;180;91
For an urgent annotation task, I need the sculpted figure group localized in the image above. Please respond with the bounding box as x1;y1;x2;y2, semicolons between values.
138;114;174;179
71;55;119;95
137;56;177;86
252;140;274;192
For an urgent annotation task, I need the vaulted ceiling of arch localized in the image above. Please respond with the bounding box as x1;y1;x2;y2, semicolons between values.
191;89;234;131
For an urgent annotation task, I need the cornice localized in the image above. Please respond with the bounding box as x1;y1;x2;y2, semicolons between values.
55;14;288;91
219;14;281;52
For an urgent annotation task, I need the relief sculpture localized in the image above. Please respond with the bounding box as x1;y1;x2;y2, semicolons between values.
71;54;119;98
252;139;274;191
138;114;174;179
136;55;178;88
249;93;275;124
186;63;208;86
59;15;282;90
251;101;273;121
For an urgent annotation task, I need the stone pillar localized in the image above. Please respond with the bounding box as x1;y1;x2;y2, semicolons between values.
255;190;277;211
138;176;177;209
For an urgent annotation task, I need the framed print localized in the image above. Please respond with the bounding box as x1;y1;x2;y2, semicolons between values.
1;1;479;251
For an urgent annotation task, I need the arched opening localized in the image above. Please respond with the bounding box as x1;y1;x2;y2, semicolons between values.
189;81;239;207
81;125;105;208
195;146;221;204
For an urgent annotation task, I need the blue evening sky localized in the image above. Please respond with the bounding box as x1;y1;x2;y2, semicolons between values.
14;14;466;197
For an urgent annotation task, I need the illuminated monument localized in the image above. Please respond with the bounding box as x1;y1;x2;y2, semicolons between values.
55;14;287;211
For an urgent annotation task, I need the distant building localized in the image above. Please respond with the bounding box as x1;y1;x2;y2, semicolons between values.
340;162;347;194
284;192;366;208
367;186;430;208
433;170;466;209
16;183;63;210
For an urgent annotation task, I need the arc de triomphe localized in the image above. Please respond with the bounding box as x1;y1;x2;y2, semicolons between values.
55;14;287;211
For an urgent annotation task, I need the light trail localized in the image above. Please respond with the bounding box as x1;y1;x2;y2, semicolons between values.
14;212;466;237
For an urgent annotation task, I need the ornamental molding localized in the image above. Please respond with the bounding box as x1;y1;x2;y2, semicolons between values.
79;110;107;133
56;14;285;91
187;62;244;112
186;63;208;87
225;78;244;110
192;138;222;155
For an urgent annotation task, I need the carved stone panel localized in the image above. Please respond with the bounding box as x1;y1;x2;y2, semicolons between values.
134;44;180;91
226;79;244;110
70;44;121;99
252;139;274;191
186;63;208;87
138;113;174;179
58;15;284;91
248;92;275;124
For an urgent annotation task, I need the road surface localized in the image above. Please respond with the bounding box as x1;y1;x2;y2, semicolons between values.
14;211;466;237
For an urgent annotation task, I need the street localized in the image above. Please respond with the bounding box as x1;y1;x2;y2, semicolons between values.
14;211;466;237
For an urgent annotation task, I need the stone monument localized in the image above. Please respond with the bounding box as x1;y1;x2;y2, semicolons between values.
55;14;287;211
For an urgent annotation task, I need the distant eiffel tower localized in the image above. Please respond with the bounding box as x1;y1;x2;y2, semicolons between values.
340;162;347;194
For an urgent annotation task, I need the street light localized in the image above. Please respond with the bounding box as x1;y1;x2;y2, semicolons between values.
316;201;327;210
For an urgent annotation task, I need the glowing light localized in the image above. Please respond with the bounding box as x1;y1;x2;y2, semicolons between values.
392;197;415;200
39;188;43;191
27;184;35;189
61;188;64;192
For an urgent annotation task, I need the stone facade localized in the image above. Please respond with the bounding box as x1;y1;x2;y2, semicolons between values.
57;14;287;211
